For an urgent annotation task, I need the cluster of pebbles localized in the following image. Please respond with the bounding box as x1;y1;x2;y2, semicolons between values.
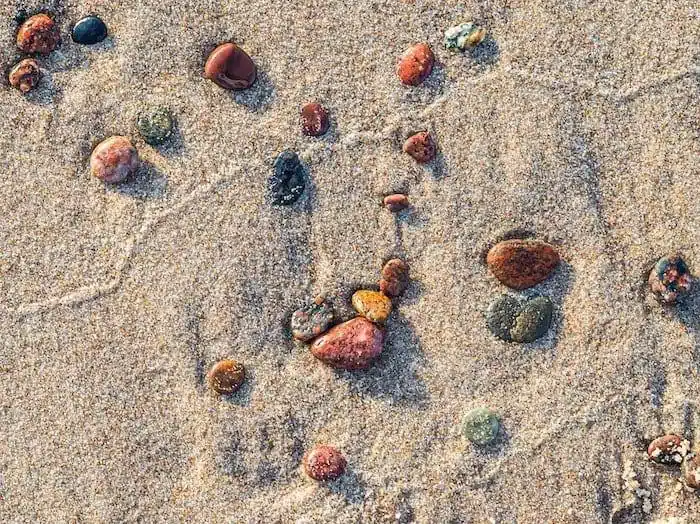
647;434;700;491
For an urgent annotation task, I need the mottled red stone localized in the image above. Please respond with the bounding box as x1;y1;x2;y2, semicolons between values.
204;43;257;90
16;14;60;54
9;58;40;93
303;445;346;481
383;194;409;212
403;131;436;163
486;239;559;290
301;102;329;136
379;259;409;298
90;136;139;184
207;359;245;395
310;317;383;370
647;434;688;464
397;43;434;86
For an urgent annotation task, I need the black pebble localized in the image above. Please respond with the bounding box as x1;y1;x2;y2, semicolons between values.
269;151;305;206
72;16;108;45
14;9;28;25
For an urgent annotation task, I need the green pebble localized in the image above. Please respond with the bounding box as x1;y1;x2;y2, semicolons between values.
462;407;500;446
485;294;519;342
137;106;174;145
510;296;553;343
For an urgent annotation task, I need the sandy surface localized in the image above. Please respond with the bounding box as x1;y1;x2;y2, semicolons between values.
1;0;700;522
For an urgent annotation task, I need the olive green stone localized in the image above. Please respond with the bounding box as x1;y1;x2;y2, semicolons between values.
137;106;174;145
485;295;519;342
510;296;553;343
462;407;500;446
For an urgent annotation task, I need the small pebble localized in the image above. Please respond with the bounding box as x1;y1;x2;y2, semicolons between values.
301;102;329;137
444;22;487;51
462;407;500;446
397;43;434;86
486;294;553;343
352;290;392;324
71;15;108;45
269;151;305;205
9;58;41;93
379;259;409;298
303;445;346;481
291;296;334;342
137;106;174;145
648;254;691;304
89;136;139;184
486;239;560;290
16;14;60;54
682;453;700;490
403;131;436;163
647;434;690;465
204;43;257;90
383;194;409;213
310;317;384;370
207;359;245;395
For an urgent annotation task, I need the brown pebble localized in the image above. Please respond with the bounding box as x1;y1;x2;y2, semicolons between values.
207;359;245;394
16;14;61;54
403;131;436;163
9;58;41;93
383;194;409;212
301;102;329;136
303;445;346;481
683;453;700;489
486;239;560;290
379;259;409;298
204;43;257;90
89;136;139;184
310;317;383;370
397;43;434;86
647;434;689;464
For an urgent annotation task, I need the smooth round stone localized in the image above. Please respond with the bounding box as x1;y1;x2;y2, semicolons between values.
16;13;61;54
301;102;329;137
648;254;691;304
383;194;409;213
403;131;436;163
9;58;41;93
486;239;560;290
462;407;500;446
352;290;392;324
291;296;334;342
204;43;257;90
379;259;409;298
444;22;486;51
397;43;434;86
90;136;139;184
303;445;346;481
72;16;108;45
486;295;553;343
310;317;384;370
269;151;305;205
647;434;689;465
207;359;245;395
137;106;174;145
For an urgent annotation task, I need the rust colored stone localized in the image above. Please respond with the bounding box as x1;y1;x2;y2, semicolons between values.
90;136;139;184
397;43;434;86
403;131;436;163
303;445;346;481
301;102;329;136
383;194;409;212
683;453;700;489
9;58;40;93
379;259;409;298
207;359;245;395
486;239;559;290
16;14;60;54
647;434;689;464
204;43;257;90
310;317;383;370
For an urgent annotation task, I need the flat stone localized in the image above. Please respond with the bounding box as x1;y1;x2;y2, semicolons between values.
303;445;346;481
310;317;383;370
647;434;689;464
486;239;560;289
397;43;434;86
301;102;329;136
137;106;174;145
462;407;500;446
403;131;436;163
379;259;409;298
207;359;245;394
204;43;257;90
72;15;108;45
648;254;691;304
486;294;553;343
444;22;486;51
17;14;60;54
352;290;392;324
269;151;305;205
383;194;409;213
90;136;139;184
9;58;40;93
291;296;334;342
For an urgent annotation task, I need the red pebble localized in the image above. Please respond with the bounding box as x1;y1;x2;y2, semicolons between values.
16;14;60;54
303;445;346;481
403;131;436;163
9;58;41;93
301;102;330;136
90;136;140;184
397;43;434;86
383;193;409;212
310;317;383;370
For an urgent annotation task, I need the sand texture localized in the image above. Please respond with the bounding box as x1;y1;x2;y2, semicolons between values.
1;0;700;522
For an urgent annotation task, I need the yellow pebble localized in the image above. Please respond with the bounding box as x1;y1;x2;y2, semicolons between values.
351;290;392;323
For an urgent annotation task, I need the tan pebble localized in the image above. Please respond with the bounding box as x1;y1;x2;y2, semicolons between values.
9;58;40;93
352;290;392;323
89;136;139;184
207;359;245;394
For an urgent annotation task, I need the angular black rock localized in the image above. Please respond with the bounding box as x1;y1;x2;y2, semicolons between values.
72;16;108;45
269;151;305;205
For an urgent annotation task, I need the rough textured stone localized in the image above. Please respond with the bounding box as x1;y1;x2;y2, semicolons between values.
300;103;329;136
291;296;334;342
204;43;257;90
403;131;436;163
462;407;500;446
383;194;409;213
207;359;245;395
16;14;60;54
303;445;346;481
310;317;383;370
648;254;691;304
486;239;560;289
397;43;434;86
89;136;139;184
269;151;305;205
647;434;689;464
682;453;700;490
8;58;40;93
352;290;392;324
485;295;520;342
137;106;174;145
71;15;108;45
379;259;409;298
444;22;486;51
486;295;553;343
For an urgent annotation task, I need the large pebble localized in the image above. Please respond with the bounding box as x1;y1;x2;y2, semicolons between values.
72;15;108;45
9;58;40;93
352;290;392;324
486;239;559;289
90;136;139;184
204;43;257;90
647;434;689;465
403;131;436;163
269;151;305;205
462;407;500;446
291;296;334;342
207;359;245;394
310;317;383;370
648;254;691;304
397;43;434;86
379;259;409;298
303;445;346;481
486;294;553;343
17;14;60;54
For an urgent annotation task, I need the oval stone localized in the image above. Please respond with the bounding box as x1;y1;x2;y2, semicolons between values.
9;58;41;93
301;102;329;137
379;259;409;298
72;15;108;45
648;254;691;304
90;136;139;184
204;43;257;90
207;359;245;394
352;290;392;324
310;317;383;370
137;106;174;145
303;445;346;481
647;434;689;464
291;296;334;342
383;194;409;213
269;151;305;205
486;239;560;289
486;294;553;343
682;453;700;490
397;43;434;86
462;407;500;446
403;131;436;163
17;13;61;54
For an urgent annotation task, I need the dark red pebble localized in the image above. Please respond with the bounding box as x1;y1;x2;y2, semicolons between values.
403;131;436;163
204;43;257;90
301;103;330;136
303;445;346;481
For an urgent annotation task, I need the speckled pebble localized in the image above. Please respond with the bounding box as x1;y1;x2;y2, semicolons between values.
648;254;691;304
486;294;553;343
303;445;346;481
137;106;174;145
301;102;329;137
207;359;245;395
291;296;334;342
9;58;40;93
16;13;60;54
72;15;108;45
444;22;486;51
269;151;305;205
352;290;392;324
90;136;139;184
397;43;434;86
486;239;560;290
682;453;700;490
379;259;409;298
310;317;384;370
462;407;500;446
403;131;436;163
647;434;689;464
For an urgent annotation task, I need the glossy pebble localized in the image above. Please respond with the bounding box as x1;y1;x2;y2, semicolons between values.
486;239;559;290
72;16;108;45
269;151;305;205
207;359;245;395
204;43;257;90
301;103;329;136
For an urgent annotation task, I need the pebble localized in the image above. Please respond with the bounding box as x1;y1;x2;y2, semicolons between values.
310;317;384;370
303;445;346;481
89;136;139;184
383;194;409;213
301;103;329;137
269;151;305;205
207;359;245;394
16;14;60;54
204;43;257;90
647;434;690;465
648;254;691;304
352;290;392;324
379;259;409;298
71;15;108;45
462;407;500;446
397;43;434;86
682;453;700;490
9;58;41;93
403;131;436;163
486;294;553;343
137;106;174;145
444;22;487;51
486;239;560;290
291;296;334;342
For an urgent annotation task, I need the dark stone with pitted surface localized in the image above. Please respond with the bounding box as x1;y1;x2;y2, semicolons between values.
72;16;108;45
486;294;553;343
269;151;305;205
